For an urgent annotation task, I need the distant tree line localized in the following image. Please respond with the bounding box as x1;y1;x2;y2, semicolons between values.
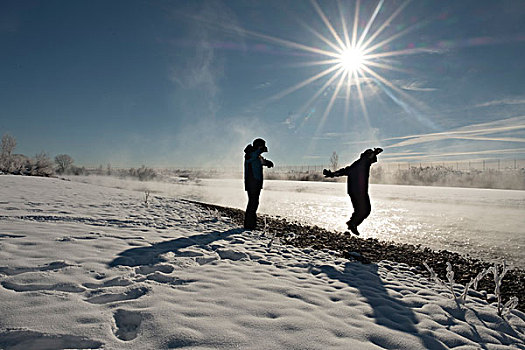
0;133;157;181
82;164;157;181
0;134;54;176
266;151;525;190
370;164;525;190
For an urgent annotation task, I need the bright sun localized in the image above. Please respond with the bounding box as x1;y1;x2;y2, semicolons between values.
250;0;428;132
339;47;365;73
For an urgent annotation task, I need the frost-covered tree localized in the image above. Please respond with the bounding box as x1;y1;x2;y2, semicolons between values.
329;151;339;171
1;133;17;172
31;152;54;176
1;133;16;157
54;154;74;174
10;154;28;174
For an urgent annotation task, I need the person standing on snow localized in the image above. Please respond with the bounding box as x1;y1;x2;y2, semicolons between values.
323;148;383;236
243;138;274;230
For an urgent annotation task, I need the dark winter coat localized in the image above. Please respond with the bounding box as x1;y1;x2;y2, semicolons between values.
244;144;266;191
333;154;377;195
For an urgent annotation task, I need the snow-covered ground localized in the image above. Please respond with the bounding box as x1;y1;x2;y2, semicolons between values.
1;175;524;349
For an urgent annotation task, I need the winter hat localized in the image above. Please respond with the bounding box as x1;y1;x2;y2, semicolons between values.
252;138;266;149
361;149;374;158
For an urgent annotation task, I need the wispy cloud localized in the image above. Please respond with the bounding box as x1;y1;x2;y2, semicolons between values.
474;98;525;108
383;148;525;162
344;139;388;145
401;81;437;92
254;82;271;90
385;116;525;148
169;2;244;117
171;114;269;168
283;109;315;131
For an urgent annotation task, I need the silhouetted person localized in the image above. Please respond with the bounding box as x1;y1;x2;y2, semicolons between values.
323;148;383;236
244;138;274;230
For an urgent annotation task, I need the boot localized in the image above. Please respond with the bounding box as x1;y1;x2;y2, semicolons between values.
346;220;360;236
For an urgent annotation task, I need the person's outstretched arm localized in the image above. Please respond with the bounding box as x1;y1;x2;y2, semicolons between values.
323;166;350;178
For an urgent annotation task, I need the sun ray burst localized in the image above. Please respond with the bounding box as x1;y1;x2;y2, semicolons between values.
267;64;341;101
338;0;351;48
228;0;435;137
288;58;342;68
310;0;346;50
343;69;354;122
316;69;348;133
354;69;372;129
298;18;344;54
364;60;411;73
356;0;385;48
239;26;341;59
351;0;361;48
296;68;346;127
360;0;412;50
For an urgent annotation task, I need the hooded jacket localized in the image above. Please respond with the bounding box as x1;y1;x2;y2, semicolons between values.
333;152;377;195
244;144;265;191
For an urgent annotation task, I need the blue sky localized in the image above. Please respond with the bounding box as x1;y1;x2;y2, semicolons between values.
1;0;524;167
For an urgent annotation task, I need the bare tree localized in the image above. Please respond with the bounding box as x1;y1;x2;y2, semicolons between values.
10;154;28;174
329;151;339;171
1;133;17;172
54;154;74;174
32;152;54;176
1;134;16;157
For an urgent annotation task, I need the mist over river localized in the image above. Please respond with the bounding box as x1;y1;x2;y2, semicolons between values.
171;179;525;268
75;176;525;268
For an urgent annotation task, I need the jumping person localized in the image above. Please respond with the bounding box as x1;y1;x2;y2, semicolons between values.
323;148;383;236
243;138;274;230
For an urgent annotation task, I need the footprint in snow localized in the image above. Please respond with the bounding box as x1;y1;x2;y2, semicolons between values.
144;272;196;286
135;264;174;275
0;329;103;349
216;248;248;261
0;233;25;239
83;277;133;289
113;309;143;341
0;260;72;276
85;286;149;304
1;281;86;293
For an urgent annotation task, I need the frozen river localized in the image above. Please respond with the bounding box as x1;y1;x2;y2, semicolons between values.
76;177;525;268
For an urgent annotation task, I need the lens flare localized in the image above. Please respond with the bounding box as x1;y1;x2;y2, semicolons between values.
208;0;435;136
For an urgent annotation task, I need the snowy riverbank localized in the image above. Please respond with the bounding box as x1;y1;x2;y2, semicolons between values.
68;175;525;268
192;200;525;313
1;175;524;349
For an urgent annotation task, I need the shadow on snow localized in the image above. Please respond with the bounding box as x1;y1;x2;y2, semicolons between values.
108;228;242;268
314;262;448;349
